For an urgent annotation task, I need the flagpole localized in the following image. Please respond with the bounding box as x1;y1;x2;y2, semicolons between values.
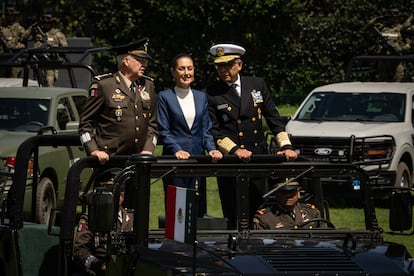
192;179;199;276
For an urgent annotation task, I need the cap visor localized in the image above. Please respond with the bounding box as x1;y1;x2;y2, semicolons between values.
214;55;239;64
133;53;152;60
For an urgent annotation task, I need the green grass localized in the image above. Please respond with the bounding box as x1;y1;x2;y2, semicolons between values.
278;104;298;117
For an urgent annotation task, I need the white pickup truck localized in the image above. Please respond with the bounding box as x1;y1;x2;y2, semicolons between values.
286;82;414;192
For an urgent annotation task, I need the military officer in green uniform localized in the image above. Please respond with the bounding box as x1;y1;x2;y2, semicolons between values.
79;38;158;165
253;180;321;230
205;43;297;229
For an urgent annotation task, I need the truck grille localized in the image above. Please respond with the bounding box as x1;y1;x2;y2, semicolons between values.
291;135;394;164
261;248;362;272
291;137;352;162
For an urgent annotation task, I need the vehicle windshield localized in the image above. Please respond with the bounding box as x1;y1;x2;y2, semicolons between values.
296;92;405;122
0;98;50;131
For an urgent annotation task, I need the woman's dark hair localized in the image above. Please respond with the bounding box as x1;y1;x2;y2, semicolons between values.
170;53;193;69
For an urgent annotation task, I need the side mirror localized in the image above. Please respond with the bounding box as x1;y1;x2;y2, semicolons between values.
389;190;412;231
88;187;115;233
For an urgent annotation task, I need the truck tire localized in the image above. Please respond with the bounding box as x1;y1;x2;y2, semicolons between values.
36;177;57;224
395;162;411;189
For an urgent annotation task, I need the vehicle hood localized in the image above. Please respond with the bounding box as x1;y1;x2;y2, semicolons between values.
140;235;414;275
286;120;406;138
0;130;35;157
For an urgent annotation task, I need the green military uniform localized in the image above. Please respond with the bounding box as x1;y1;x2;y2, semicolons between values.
253;202;321;230
79;72;158;155
73;207;133;275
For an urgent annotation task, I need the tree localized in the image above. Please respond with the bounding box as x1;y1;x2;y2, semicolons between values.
12;0;413;104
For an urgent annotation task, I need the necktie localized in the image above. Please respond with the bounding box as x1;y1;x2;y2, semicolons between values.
130;83;135;94
231;83;240;97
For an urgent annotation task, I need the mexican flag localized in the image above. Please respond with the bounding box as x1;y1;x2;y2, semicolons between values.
165;185;196;244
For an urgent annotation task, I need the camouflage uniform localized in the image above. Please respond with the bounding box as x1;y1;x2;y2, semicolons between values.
23;13;68;86
0;7;26;77
253;202;321;230
0;22;25;52
369;10;414;81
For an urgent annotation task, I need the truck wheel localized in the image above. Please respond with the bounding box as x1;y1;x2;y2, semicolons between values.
36;177;57;224
395;162;412;189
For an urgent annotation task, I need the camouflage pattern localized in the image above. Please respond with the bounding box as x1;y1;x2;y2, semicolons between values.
0;22;25;77
0;22;25;51
23;20;68;86
368;11;414;81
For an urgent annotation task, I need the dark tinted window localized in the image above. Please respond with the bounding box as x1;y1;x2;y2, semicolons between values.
0;99;50;131
296;92;405;122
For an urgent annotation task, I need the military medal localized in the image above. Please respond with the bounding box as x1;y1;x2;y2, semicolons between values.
250;90;263;107
115;106;122;121
140;89;151;100
112;93;125;101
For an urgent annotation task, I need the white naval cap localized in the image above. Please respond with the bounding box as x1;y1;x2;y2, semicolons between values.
209;43;246;64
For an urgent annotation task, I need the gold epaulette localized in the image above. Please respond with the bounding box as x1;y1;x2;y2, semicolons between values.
93;73;113;81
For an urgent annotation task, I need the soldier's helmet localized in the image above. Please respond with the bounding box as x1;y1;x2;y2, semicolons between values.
39;13;56;23
386;8;401;22
388;8;401;17
5;6;19;16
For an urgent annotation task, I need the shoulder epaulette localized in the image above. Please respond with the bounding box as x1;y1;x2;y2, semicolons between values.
94;73;113;81
142;75;154;82
256;207;271;215
300;202;317;209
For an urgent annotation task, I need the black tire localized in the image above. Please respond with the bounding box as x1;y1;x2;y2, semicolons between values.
36;177;57;224
395;162;412;189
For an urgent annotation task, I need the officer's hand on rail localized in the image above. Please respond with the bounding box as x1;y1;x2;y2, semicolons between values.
209;150;223;163
90;150;109;165
234;148;252;162
276;148;298;161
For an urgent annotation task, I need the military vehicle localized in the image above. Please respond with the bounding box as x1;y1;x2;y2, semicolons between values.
1;138;413;275
1;46;413;275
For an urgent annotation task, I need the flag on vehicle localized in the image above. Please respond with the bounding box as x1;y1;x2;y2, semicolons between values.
165;185;196;244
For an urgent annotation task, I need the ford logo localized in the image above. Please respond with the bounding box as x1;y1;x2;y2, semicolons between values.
314;148;332;155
